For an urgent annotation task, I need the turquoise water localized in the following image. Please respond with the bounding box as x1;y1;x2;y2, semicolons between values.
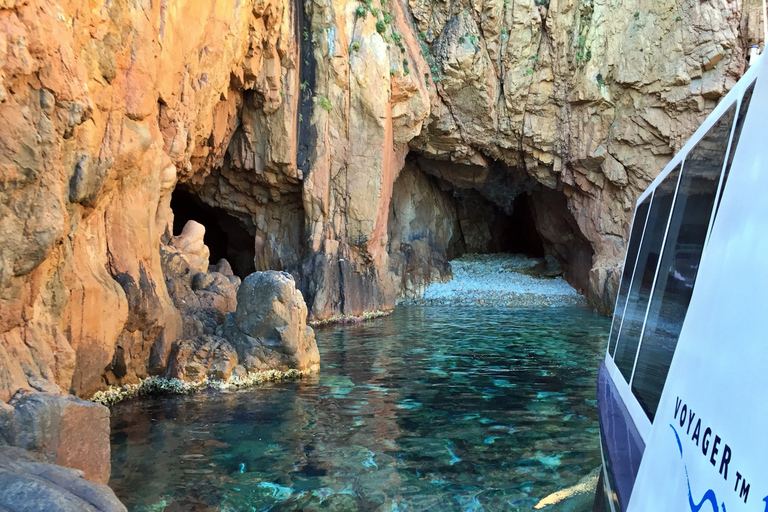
109;306;610;512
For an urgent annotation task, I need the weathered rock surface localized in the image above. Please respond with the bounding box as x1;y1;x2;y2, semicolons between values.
0;392;111;485
0;446;126;512
226;271;320;372
0;0;763;401
168;271;320;381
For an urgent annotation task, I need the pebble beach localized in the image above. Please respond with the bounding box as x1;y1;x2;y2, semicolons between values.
401;253;588;308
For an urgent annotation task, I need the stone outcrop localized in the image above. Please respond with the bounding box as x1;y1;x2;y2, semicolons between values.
0;446;125;512
0;0;763;401
0;392;111;485
226;271;320;372
167;271;320;382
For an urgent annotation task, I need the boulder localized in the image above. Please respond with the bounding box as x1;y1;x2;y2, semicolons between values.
542;255;564;278
224;271;320;374
169;221;210;274
0;392;111;485
0;446;126;512
166;335;239;382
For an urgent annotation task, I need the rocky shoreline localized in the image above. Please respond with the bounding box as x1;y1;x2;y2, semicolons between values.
89;369;308;408
401;254;588;308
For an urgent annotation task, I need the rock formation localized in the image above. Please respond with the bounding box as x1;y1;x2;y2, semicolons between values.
0;445;125;512
0;391;111;485
0;0;764;404
167;270;320;382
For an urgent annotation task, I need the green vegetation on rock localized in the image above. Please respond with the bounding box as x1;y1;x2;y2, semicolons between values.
318;96;333;111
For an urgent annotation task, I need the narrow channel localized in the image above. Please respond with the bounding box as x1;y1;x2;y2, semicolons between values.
109;306;609;511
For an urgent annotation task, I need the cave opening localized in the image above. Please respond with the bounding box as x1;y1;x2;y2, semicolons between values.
449;187;547;259
506;193;546;257
453;186;594;293
388;159;595;297
170;188;256;278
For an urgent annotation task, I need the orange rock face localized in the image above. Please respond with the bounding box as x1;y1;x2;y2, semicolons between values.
0;0;762;400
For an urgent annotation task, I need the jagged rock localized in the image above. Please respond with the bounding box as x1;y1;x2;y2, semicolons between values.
169;221;210;274
0;392;110;485
166;271;319;381
166;335;239;383
161;247;240;339
387;163;456;298
211;258;234;277
0;446;126;512
224;271;320;374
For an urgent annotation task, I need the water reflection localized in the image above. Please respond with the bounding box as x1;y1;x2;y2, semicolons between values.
110;306;610;512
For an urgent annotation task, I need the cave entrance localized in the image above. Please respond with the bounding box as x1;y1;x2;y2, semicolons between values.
451;189;545;258
388;159;595;297
170;188;256;278
501;193;546;257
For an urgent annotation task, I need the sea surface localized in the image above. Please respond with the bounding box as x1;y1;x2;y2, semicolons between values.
109;306;611;512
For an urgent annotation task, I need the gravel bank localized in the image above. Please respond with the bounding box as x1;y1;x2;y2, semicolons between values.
400;253;588;308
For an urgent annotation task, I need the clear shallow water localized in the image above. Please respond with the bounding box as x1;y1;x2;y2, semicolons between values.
110;306;610;512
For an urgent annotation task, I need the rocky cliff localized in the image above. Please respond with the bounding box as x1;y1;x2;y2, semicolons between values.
0;0;763;401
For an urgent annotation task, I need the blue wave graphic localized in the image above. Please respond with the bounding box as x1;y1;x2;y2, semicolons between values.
670;424;724;512
670;423;683;457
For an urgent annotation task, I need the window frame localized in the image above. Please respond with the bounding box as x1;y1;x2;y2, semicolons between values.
604;90;752;432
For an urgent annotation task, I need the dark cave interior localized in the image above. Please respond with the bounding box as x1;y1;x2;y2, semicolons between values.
452;191;547;258
170;188;256;279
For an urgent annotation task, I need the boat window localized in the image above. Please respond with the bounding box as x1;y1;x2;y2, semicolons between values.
713;81;756;222
613;166;681;382
632;103;737;420
608;197;651;357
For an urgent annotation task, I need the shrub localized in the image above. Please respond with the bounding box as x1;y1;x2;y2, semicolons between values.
356;6;365;16
634;11;639;19
318;97;332;111
383;11;391;24
376;20;386;33
351;42;361;52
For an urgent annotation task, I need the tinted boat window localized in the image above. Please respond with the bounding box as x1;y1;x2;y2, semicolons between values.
713;82;755;222
608;197;651;357
613;166;680;382
632;104;737;420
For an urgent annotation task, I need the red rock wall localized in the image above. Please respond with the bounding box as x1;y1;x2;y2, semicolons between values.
0;0;763;400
